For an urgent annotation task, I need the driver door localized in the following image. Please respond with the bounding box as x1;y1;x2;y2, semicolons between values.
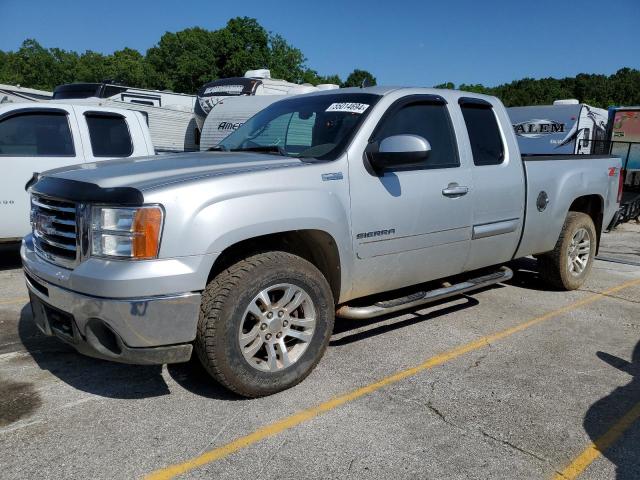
348;96;474;298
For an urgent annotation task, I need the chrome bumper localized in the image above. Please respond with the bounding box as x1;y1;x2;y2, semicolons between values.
22;246;202;365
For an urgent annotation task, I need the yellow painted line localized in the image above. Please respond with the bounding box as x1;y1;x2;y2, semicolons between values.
553;401;640;479
145;277;640;480
0;296;29;306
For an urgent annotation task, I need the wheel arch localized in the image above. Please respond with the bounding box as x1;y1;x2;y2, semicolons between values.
568;194;604;254
207;230;342;303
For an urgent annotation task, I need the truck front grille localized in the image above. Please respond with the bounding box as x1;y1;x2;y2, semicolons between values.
30;195;79;268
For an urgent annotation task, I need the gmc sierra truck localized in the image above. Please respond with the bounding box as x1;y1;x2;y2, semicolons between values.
21;87;622;397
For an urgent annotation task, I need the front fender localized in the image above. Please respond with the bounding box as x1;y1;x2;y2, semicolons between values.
187;189;354;297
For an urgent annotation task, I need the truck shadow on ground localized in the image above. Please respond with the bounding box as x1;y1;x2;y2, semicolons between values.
14;258;552;401
331;295;480;346
583;340;640;479
0;243;22;271
17;305;242;401
504;257;560;291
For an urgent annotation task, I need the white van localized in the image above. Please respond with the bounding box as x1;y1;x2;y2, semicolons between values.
0;103;154;241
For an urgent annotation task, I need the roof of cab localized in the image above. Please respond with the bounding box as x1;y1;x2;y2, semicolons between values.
300;86;499;104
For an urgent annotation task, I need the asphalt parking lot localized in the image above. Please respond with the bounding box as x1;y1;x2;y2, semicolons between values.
1;224;639;480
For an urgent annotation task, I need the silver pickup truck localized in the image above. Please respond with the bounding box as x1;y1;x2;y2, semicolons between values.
21;87;622;397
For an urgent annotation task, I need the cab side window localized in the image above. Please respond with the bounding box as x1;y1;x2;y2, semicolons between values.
373;102;459;169
0;112;75;157
460;104;504;166
85;113;133;157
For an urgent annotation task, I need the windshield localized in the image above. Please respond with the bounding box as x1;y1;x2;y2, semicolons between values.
218;93;381;160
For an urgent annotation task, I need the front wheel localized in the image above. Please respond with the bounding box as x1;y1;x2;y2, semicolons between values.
195;251;334;397
538;212;596;290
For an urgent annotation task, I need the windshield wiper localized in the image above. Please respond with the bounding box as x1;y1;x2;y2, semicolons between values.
230;145;286;156
207;145;228;151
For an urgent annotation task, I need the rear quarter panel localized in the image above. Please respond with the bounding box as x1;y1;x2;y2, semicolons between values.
515;156;622;257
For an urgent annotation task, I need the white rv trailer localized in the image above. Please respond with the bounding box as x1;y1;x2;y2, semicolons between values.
197;69;339;150
508;100;609;155
52;82;197;153
200;96;283;150
0;84;52;104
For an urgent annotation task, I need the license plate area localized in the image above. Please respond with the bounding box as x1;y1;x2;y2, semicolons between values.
46;304;75;340
29;293;77;342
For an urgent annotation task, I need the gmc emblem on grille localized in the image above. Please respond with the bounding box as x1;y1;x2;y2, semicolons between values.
34;212;56;234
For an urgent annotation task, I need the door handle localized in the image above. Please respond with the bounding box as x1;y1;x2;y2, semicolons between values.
442;183;469;197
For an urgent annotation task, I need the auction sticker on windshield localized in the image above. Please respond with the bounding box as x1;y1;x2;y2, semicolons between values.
325;103;370;114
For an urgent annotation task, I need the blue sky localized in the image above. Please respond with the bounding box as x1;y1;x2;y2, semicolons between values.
2;0;638;87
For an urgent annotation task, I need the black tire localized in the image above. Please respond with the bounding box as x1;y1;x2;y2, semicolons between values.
195;251;334;397
538;212;597;290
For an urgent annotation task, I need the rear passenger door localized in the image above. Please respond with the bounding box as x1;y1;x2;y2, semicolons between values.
0;108;81;239
458;98;525;271
348;95;474;297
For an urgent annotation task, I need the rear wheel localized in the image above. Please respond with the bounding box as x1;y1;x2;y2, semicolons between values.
538;212;596;290
195;251;334;397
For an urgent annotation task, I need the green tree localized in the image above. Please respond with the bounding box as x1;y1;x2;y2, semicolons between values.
342;69;377;88
75;50;111;83
266;33;305;82
1;39;61;89
298;69;342;86
212;17;270;79
458;83;493;95
609;68;640;106
106;48;158;88
319;74;342;85
146;27;218;92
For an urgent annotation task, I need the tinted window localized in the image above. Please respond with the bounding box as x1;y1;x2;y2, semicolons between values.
244;112;316;153
461;105;504;166
0;112;75;156
373;102;459;169
86;114;133;157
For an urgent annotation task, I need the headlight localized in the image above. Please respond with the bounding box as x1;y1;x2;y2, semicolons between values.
91;206;163;259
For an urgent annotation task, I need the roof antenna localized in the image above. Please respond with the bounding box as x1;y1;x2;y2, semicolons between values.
361;77;371;88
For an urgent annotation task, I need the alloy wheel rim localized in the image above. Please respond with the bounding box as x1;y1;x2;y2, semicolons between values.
567;227;591;276
238;283;316;372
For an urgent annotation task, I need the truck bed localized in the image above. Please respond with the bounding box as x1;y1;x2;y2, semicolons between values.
515;154;621;258
520;154;618;161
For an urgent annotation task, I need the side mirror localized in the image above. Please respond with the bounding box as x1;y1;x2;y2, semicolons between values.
366;134;431;174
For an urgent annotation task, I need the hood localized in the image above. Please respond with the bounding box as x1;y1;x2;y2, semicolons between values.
41;152;308;190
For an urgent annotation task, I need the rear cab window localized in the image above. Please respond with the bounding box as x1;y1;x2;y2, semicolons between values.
85;112;133;157
459;98;505;166
0;111;75;157
372;96;459;169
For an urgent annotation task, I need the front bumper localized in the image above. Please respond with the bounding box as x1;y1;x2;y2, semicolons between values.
22;239;202;365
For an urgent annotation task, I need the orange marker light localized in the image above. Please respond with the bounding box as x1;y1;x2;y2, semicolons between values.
132;207;163;259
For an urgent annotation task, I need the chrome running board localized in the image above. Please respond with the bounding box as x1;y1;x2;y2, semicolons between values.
336;266;513;320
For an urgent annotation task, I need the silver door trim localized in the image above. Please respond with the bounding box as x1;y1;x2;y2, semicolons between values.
472;218;520;240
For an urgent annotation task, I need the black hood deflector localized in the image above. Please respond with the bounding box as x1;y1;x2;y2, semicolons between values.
29;176;144;205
